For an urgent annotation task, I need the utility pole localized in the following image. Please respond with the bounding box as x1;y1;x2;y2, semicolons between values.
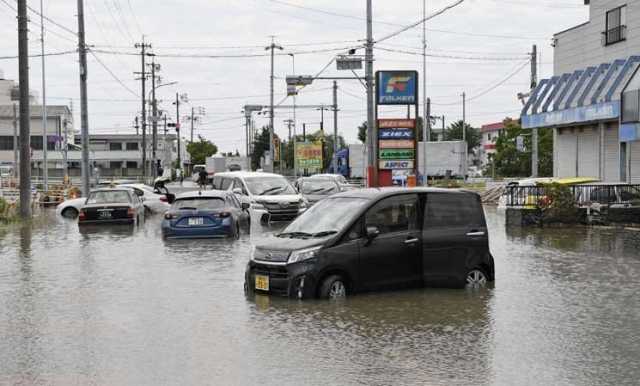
266;38;283;168
530;44;539;177
332;81;339;174
77;0;90;196
13;103;18;178
39;0;48;192
135;38;151;180
18;0;31;217
302;123;306;142
151;58;158;179
366;0;376;187
190;107;195;143
422;0;428;186
175;92;181;169
462;91;467;179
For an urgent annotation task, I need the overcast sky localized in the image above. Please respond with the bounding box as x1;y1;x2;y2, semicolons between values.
0;0;589;153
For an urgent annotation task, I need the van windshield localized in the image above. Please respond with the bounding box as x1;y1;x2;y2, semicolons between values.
280;197;369;237
245;176;296;196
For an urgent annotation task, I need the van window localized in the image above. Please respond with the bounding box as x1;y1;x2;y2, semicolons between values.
220;177;233;191
233;178;248;195
424;193;482;228
365;194;419;235
212;176;222;189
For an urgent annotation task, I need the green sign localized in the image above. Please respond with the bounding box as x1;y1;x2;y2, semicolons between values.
379;149;414;160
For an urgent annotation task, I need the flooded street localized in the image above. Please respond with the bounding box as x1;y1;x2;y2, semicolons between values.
1;208;640;385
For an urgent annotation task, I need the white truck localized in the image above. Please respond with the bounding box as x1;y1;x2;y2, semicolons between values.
205;155;251;181
346;141;467;179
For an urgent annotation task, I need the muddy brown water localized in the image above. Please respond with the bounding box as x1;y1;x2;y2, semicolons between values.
1;208;639;385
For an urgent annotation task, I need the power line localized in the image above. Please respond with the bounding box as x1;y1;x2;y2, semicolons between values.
126;0;143;35
376;0;466;44
21;1;77;36
0;0;77;44
88;49;140;97
0;49;76;60
376;46;529;61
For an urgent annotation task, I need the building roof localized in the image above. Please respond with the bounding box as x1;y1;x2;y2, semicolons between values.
521;55;640;128
481;122;505;133
0;104;72;118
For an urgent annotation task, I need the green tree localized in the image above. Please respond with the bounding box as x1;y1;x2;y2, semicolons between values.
251;126;271;170
358;121;367;144
487;119;553;177
186;136;218;164
443;120;481;153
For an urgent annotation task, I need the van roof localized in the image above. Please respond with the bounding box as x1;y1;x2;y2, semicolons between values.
214;171;284;179
333;187;480;199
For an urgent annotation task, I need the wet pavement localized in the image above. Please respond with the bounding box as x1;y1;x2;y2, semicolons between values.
1;206;640;385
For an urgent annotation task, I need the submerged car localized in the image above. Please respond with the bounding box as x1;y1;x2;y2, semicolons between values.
246;188;495;299
161;190;250;239
78;188;145;226
213;171;308;224
294;177;345;205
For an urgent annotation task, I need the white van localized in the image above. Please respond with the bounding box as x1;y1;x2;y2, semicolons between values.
213;171;308;223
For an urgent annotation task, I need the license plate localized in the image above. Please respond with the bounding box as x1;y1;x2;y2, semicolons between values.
188;217;204;226
255;275;269;291
98;211;112;219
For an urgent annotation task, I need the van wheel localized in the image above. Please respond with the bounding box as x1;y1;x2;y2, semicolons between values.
61;207;78;218
465;269;488;288
319;275;347;300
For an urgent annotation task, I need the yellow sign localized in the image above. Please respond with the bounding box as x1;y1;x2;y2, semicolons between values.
273;138;281;162
296;142;323;169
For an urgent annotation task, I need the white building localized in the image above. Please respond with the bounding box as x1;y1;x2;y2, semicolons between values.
480;122;505;167
521;0;640;183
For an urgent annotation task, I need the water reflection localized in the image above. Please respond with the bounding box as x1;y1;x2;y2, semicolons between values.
0;208;639;385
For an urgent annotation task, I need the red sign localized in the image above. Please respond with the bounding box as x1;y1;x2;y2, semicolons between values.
378;119;415;129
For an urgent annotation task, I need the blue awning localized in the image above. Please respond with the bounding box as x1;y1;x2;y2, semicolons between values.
521;56;640;129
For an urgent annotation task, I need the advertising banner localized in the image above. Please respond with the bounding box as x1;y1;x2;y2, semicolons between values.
379;140;415;149
296;142;323;169
378;119;416;129
379;149;415;160
376;71;418;105
379;128;414;140
379;160;414;170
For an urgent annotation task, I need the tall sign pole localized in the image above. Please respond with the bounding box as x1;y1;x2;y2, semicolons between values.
422;0;428;185
333;81;339;174
18;0;31;217
266;38;283;169
151;59;158;179
366;0;376;186
135;38;151;180
77;0;90;196
531;44;539;177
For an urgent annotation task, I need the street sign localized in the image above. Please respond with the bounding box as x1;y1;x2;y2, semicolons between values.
287;85;298;96
286;75;314;86
379;160;414;170
336;55;363;71
376;71;418;105
379;149;415;160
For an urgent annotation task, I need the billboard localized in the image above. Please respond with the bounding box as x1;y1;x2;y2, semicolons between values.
379;160;414;169
379;128;414;140
296;142;323;169
376;71;418;105
379;149;415;160
379;140;415;149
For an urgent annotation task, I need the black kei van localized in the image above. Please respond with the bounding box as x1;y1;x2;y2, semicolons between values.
245;188;495;299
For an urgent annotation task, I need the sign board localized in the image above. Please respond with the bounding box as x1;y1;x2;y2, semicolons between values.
379;140;415;149
336;56;363;71
287;85;298;96
296;142;323;169
521;101;620;129
516;135;525;152
286;76;314;86
376;71;418;105
379;149;415;160
378;119;416;129
379;160;414;170
379;128;414;139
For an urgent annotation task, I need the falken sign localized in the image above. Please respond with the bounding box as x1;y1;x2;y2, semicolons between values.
376;71;418;105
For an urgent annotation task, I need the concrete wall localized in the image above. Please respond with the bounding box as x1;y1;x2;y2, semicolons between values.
554;0;640;75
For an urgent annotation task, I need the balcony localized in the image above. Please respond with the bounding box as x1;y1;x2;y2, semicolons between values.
602;25;626;46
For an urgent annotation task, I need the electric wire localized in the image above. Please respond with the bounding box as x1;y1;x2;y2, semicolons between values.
88;49;140;97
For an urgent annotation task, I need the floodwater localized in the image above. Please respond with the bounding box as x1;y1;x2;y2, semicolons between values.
1;207;640;385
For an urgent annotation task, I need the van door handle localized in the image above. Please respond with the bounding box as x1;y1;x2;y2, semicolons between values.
466;231;485;237
404;238;419;245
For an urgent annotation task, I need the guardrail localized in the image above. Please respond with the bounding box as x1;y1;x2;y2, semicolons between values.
505;184;640;208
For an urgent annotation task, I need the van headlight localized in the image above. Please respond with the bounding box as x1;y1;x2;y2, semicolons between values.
288;246;322;264
251;201;265;210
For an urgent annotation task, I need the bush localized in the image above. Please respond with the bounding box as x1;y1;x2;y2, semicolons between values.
539;183;581;224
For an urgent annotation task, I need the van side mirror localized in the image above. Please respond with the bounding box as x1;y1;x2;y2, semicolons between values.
366;226;380;240
241;202;250;210
233;188;243;195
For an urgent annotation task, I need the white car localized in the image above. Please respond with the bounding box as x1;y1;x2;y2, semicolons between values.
56;183;172;218
213;171;308;224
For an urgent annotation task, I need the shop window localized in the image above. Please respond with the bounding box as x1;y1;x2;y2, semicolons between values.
126;142;139;151
603;6;626;45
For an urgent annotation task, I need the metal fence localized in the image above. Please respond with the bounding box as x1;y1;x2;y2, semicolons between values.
505;184;640;208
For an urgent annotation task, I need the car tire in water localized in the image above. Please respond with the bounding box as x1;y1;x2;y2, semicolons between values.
319;275;347;300
61;207;78;219
465;268;488;289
